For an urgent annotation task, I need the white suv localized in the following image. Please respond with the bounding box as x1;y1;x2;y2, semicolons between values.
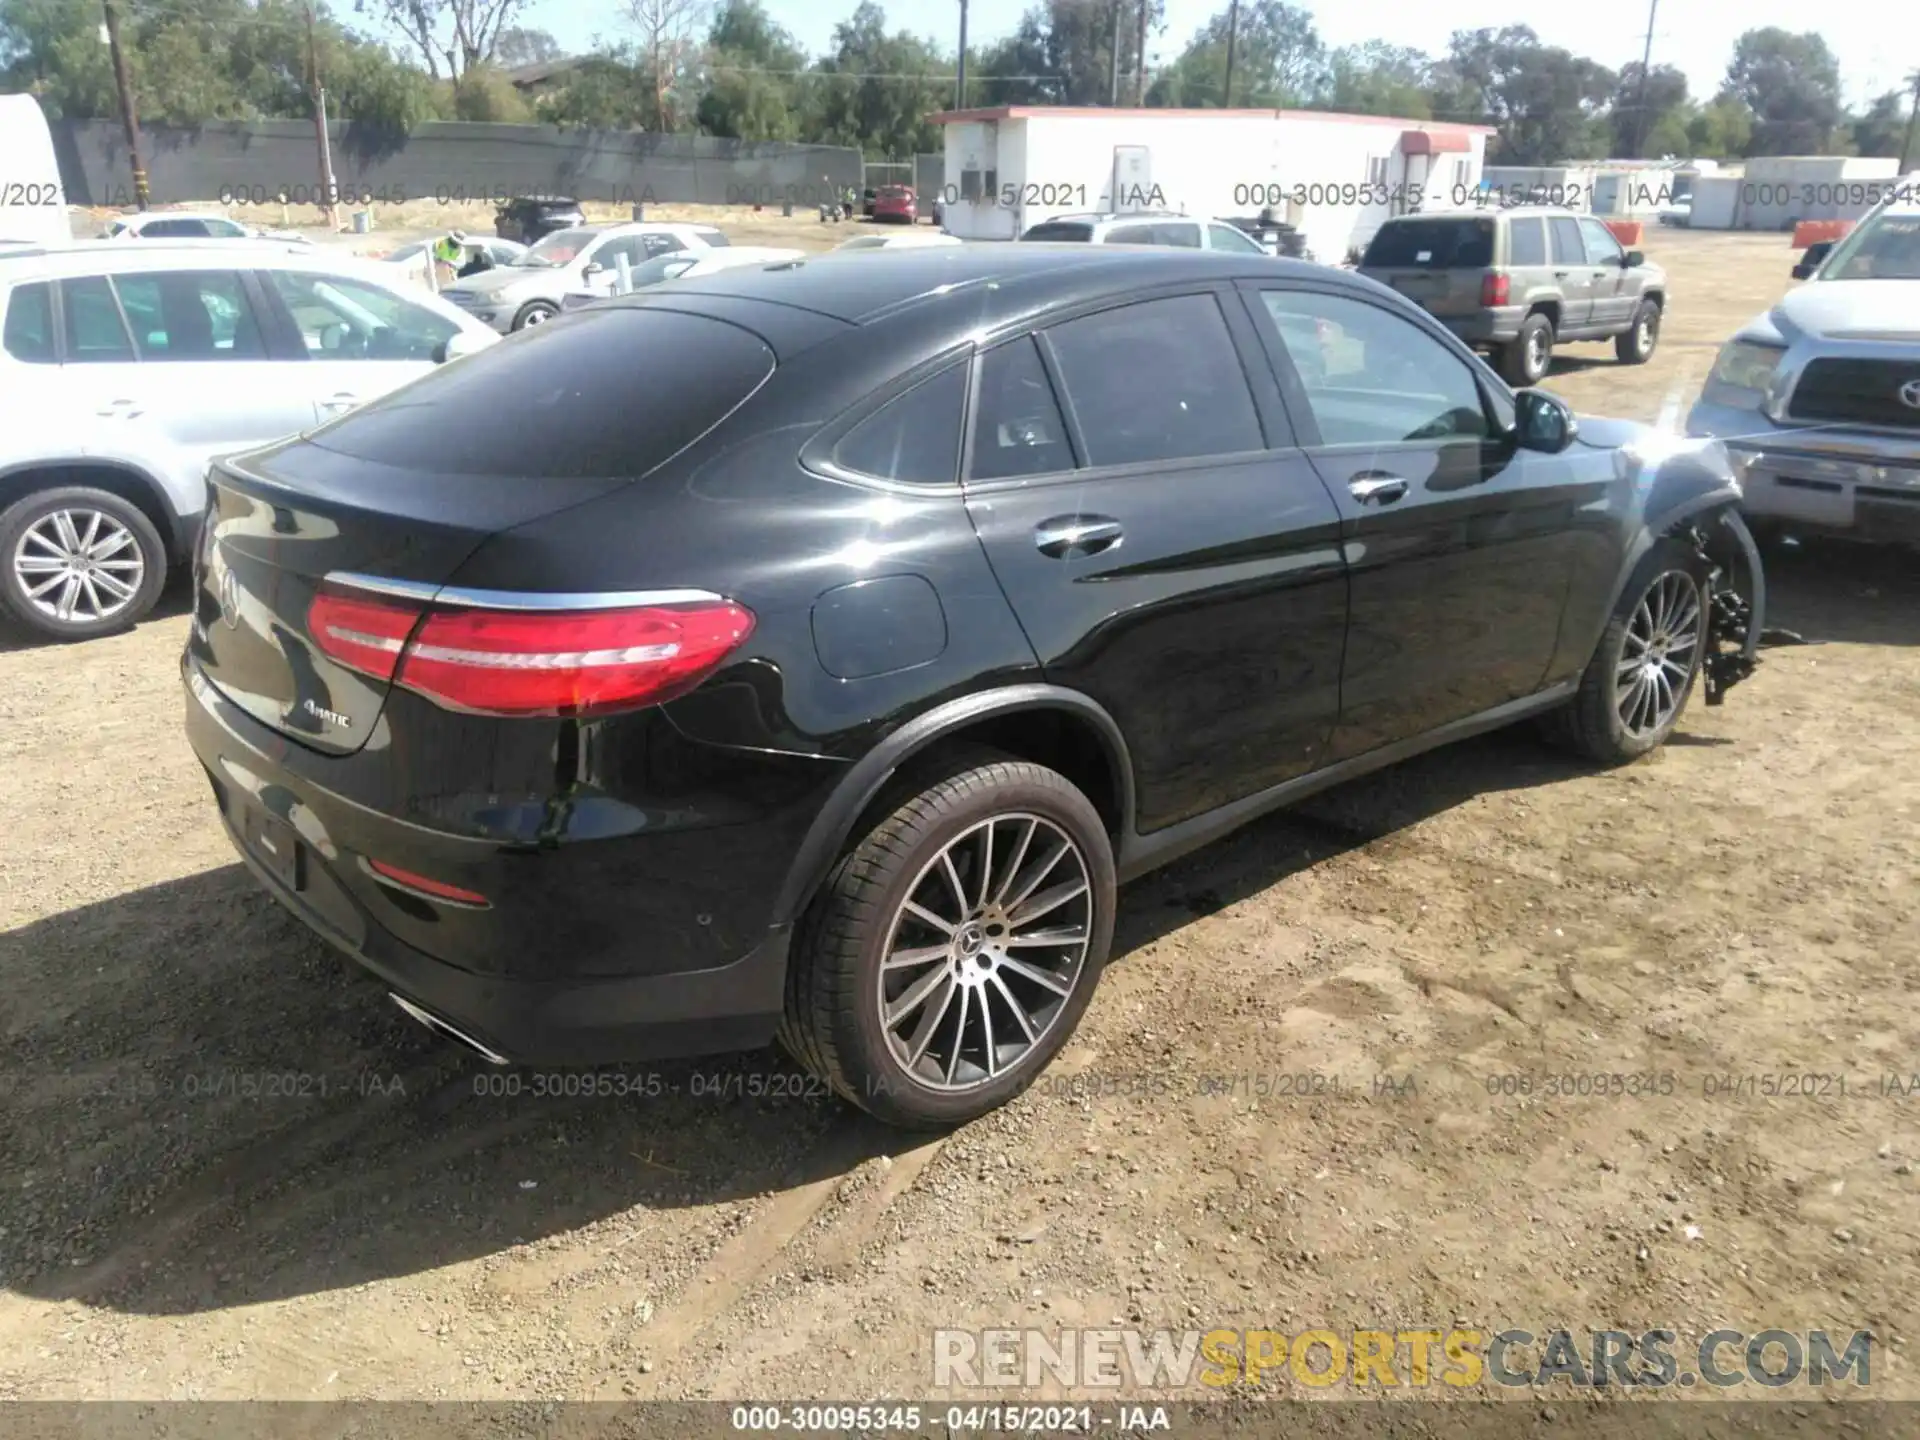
0;239;498;641
1017;211;1273;254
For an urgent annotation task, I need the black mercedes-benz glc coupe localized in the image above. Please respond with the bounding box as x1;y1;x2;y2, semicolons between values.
183;244;1764;1127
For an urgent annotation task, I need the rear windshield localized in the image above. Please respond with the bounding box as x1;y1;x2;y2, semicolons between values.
1362;218;1496;269
304;308;775;479
1022;222;1094;242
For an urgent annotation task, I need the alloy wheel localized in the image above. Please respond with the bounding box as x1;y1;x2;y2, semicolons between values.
1636;312;1657;356
12;508;146;625
1614;570;1701;737
1527;328;1549;377
874;813;1093;1093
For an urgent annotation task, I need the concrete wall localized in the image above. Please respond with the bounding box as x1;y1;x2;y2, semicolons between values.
941;112;1486;259
49;119;863;210
1689;174;1742;230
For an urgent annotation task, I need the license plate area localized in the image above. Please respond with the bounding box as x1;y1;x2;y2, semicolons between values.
243;805;304;892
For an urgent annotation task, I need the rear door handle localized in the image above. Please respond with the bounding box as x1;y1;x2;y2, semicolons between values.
318;392;361;413
1553;269;1570;278
97;398;142;418
1034;515;1123;558
1348;474;1408;505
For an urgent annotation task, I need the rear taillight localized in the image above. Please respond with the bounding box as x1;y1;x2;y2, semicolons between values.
308;587;754;718
1481;272;1510;306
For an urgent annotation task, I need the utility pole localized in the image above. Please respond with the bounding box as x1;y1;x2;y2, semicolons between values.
1630;0;1659;157
1108;0;1121;105
1223;0;1239;109
955;0;968;109
1134;0;1148;104
100;0;148;209
1899;70;1920;175
304;3;340;230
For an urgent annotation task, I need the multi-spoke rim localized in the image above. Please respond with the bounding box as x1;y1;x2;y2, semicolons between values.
874;813;1093;1095
12;508;145;625
1635;310;1657;355
1614;569;1702;738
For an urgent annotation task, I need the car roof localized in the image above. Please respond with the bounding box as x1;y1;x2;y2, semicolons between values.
612;243;1312;326
0;238;421;283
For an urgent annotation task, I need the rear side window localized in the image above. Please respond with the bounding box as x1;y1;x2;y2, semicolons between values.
696;229;730;247
1362;219;1494;268
1506;217;1546;266
3;281;56;363
834;363;966;486
111;271;265;360
306;308;776;479
970;336;1072;480
1548;217;1585;265
60;276;135;362
1106;224;1158;245
1046;294;1264;467
1152;223;1202;248
1022;222;1093;242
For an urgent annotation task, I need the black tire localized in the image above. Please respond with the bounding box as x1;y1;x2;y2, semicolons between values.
1498;312;1554;386
0;486;167;642
511;300;558;330
1539;536;1706;765
778;752;1117;1128
1614;299;1660;364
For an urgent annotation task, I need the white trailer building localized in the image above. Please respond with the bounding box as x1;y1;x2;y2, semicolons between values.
932;105;1490;262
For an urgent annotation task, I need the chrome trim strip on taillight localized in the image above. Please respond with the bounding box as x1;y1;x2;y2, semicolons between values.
324;571;724;611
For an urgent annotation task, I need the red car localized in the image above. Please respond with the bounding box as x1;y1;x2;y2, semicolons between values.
872;185;917;224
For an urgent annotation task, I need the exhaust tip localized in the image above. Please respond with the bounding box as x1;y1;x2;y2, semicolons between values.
389;993;511;1065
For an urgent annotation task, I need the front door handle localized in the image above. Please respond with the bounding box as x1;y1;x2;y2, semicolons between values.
97;398;142;419
1034;515;1123;558
318;392;361;414
1348;474;1408;505
1553;269;1570;279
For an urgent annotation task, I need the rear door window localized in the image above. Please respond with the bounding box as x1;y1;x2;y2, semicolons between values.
59;276;135;362
304;307;776;478
1022;222;1093;242
1548;217;1586;265
969;336;1073;480
1152;223;1203;248
833;363;966;486
110;271;265;359
1045;293;1265;466
3;281;56;363
1106;224;1158;245
1362;219;1494;268
1208;223;1267;254
1506;217;1546;266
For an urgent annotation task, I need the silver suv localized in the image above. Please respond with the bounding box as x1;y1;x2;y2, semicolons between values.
1359;208;1667;386
1686;179;1920;546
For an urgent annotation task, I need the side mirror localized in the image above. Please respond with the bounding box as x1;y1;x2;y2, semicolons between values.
1622;249;1644;268
1791;240;1832;280
433;330;489;365
1512;388;1578;454
582;261;604;277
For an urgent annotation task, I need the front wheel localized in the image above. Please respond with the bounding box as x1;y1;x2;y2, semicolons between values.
512;300;558;330
1540;537;1705;764
779;754;1116;1128
1615;300;1660;364
0;486;168;642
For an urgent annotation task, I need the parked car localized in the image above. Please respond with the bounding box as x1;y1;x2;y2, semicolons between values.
1019;211;1273;256
103;211;309;244
1358;208;1667;386
872;185;918;224
440;222;730;332
558;246;805;310
1687;180;1920;546
378;235;526;273
0;239;497;640
493;196;586;247
861;188;878;218
182;245;1764;1128
834;231;963;252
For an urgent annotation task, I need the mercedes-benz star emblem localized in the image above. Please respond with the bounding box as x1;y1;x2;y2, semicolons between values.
1898;378;1920;411
217;564;239;629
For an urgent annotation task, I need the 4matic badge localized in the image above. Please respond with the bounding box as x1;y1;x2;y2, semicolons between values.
302;698;352;729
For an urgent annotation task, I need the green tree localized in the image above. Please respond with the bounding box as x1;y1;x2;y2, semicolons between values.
1435;26;1613;164
1720;29;1843;155
971;10;1064;107
1685;95;1754;158
1148;0;1323;108
1608;62;1689;157
449;60;532;119
1847;89;1907;158
495;25;559;68
536;50;649;129
696;0;805;140
803;2;946;158
1316;41;1434;119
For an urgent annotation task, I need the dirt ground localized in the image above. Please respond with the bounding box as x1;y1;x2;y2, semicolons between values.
1;226;1917;1411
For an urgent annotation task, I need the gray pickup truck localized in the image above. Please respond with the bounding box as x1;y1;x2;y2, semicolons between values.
1358;206;1667;386
1686;180;1920;546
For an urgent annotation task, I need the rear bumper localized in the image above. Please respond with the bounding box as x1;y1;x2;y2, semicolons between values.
1686;400;1920;543
1438;308;1522;345
182;657;795;1066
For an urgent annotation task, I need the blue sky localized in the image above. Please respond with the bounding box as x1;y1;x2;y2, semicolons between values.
522;0;1903;109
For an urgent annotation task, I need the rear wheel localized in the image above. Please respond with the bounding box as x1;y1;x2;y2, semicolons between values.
779;754;1116;1128
1498;313;1554;386
1615;300;1660;364
1540;537;1705;764
0;486;167;642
